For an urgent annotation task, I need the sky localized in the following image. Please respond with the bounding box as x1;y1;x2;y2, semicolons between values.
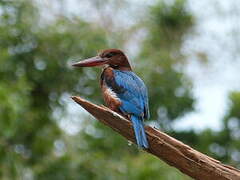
38;0;240;133
174;0;240;131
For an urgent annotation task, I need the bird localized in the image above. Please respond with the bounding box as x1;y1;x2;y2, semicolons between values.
72;49;149;149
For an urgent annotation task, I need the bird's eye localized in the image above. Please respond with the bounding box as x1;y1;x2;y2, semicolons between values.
105;52;116;58
113;64;119;68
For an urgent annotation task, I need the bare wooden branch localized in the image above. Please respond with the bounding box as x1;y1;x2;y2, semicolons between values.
71;96;240;180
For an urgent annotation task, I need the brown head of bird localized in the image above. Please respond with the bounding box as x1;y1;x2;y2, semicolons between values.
72;49;132;71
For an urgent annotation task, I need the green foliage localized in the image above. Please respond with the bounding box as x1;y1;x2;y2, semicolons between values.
172;92;240;168
215;92;240;167
0;0;108;178
42;118;192;180
151;0;193;43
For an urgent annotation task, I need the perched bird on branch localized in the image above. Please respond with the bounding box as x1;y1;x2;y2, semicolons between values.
72;49;149;148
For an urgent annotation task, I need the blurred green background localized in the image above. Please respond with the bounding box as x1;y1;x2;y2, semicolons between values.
1;0;240;179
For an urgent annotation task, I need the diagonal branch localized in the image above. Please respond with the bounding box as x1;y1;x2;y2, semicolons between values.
71;96;240;180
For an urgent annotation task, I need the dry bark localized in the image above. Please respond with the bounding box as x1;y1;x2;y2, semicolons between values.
71;96;240;180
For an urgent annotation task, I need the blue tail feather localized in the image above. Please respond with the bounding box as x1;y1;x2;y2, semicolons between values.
139;118;149;148
131;115;149;149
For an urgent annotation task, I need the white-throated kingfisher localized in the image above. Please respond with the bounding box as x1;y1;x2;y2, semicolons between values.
73;49;149;149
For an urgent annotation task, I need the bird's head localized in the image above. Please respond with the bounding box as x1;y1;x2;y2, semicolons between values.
72;49;132;71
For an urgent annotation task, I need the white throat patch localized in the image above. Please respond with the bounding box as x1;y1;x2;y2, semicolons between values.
106;87;120;101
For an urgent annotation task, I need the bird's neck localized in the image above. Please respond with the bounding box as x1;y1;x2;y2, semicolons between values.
117;66;132;71
102;65;132;71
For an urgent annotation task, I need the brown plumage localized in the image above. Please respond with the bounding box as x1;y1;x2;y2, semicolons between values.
98;49;132;71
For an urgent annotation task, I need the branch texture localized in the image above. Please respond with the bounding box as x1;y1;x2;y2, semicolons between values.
71;96;240;180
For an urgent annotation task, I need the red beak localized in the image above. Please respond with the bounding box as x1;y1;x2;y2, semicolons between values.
72;56;108;67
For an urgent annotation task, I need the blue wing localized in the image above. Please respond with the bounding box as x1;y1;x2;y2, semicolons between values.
105;70;149;119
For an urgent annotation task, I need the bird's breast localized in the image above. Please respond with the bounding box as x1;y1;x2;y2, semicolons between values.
101;67;122;111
